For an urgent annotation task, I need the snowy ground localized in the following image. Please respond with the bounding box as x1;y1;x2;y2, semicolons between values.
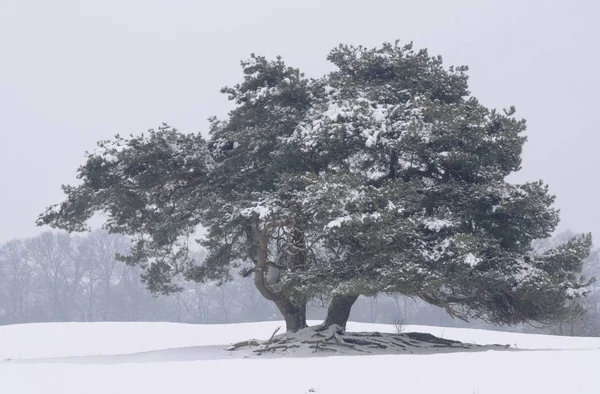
1;321;599;393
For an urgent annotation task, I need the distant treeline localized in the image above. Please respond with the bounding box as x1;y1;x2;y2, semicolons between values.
1;230;598;336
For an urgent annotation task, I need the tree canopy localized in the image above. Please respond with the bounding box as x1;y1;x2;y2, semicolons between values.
38;41;592;331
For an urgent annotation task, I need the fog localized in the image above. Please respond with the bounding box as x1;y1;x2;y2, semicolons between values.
1;0;599;243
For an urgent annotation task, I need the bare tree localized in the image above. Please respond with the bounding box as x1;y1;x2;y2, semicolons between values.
0;240;34;324
26;232;87;321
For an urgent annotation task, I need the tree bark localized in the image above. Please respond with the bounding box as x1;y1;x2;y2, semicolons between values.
275;298;307;332
322;294;359;329
253;265;307;332
252;226;308;332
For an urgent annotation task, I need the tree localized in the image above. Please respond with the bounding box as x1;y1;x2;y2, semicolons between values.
77;230;131;320
0;240;34;324
38;41;592;333
26;232;84;321
529;231;600;336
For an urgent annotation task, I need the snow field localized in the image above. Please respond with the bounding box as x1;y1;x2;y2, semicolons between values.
1;321;599;393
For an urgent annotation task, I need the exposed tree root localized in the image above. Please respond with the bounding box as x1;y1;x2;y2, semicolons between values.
226;324;512;356
254;344;300;355
309;343;337;352
226;326;281;351
227;339;261;350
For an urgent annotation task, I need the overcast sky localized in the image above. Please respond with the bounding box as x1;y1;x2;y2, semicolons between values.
1;0;598;243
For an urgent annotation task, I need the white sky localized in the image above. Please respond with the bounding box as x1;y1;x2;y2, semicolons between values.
1;0;598;243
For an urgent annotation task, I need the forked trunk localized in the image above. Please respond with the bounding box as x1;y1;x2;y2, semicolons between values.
252;226;308;332
254;271;308;332
322;294;359;329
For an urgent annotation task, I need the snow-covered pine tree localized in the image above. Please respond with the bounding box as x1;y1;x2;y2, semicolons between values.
278;42;593;326
38;42;592;332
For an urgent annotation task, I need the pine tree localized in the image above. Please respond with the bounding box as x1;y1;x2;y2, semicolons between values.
38;42;592;332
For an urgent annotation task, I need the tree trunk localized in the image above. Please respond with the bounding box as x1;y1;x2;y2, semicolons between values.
322;294;359;329
252;225;309;332
253;266;308;332
275;298;307;332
